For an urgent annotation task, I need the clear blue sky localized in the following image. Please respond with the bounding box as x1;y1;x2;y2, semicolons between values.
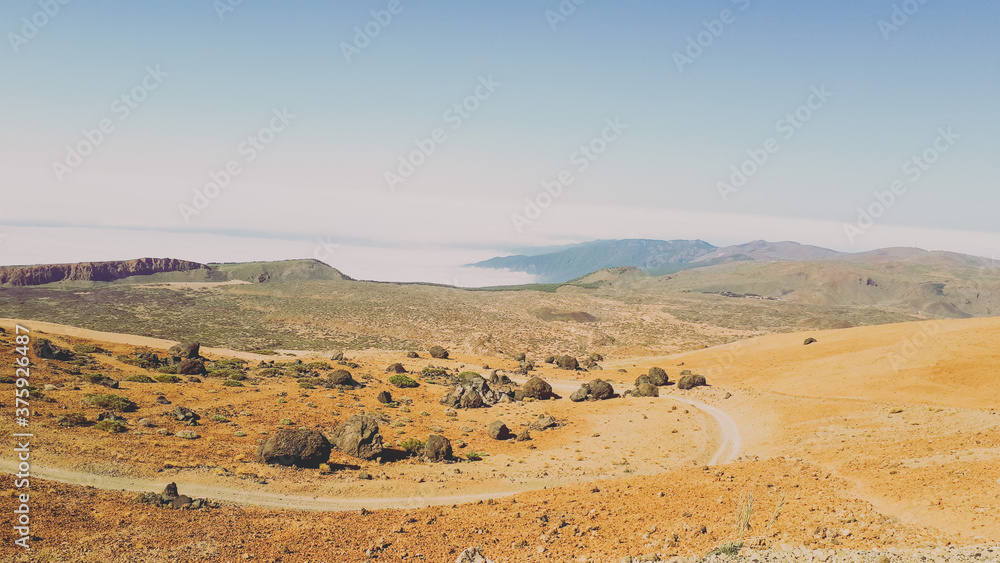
2;1;999;282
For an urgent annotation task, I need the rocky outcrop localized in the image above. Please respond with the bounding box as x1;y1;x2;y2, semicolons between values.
0;258;211;286
648;367;669;386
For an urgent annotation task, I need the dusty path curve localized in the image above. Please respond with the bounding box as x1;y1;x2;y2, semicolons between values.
2;318;743;511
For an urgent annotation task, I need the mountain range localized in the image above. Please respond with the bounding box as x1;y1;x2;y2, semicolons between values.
471;239;1000;283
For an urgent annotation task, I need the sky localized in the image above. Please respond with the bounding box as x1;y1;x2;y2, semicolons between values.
2;1;999;285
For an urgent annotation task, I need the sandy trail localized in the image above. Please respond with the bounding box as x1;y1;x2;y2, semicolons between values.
1;317;743;511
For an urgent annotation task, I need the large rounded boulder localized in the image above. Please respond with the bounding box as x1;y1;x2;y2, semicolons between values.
331;414;384;460
169;342;201;359
648;367;669;386
677;374;707;390
633;382;659;397
555;355;579;370
487;421;513;440
588;379;614;400
258;429;332;468
521;376;552;400
570;383;590;402
424;434;452;461
429;346;450;359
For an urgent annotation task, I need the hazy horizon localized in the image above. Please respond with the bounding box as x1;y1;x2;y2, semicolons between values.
2;1;998;284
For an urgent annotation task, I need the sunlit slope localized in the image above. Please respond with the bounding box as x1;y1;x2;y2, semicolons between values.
673;316;1000;409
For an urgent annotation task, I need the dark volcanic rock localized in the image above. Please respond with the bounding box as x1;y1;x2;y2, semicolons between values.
487;421;512;440
429;346;449;359
521;376;552;400
31;338;72;361
258;429;332;467
555;355;579;370
376;390;392;404
424;434;452;461
168;342;201;359
648;367;669;386
331;414;384;460
326;369;355;386
804;337;818;345
570;384;590;402
633;382;659;397
177;358;206;375
588;379;614;400
677;374;707;390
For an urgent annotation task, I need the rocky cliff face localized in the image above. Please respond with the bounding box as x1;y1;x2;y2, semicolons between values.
0;258;211;286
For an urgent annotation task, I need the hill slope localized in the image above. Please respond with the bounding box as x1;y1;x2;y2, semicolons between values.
0;258;210;286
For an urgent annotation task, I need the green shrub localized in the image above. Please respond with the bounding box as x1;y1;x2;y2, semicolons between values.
466;452;482;461
399;438;425;454
422;367;448;377
280;418;294;425
458;371;481;379
304;361;330;370
154;374;181;384
223;380;244;387
389;374;419;388
0;375;13;384
255;367;282;377
124;374;155;383
298;380;316;389
156;365;179;374
94;420;128;433
72;343;105;354
211;414;228;422
82;394;136;412
213;358;247;369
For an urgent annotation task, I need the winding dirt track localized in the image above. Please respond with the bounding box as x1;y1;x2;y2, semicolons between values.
2;318;742;511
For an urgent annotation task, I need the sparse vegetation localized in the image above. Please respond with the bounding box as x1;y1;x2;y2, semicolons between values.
154;374;181;384
389;374;419;388
73;343;105;354
223;380;244;387
124;374;155;383
94;420;128;433
399;438;425;455
82;393;137;412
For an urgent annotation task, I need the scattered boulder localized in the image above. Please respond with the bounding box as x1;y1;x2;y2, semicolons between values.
331;351;344;361
543;356;555;364
530;414;558;431
173;406;200;424
177;358;206;375
588;379;614;400
633;382;659;397
331;414;384;460
376;390;393;404
424;434;452;461
442;375;514;409
516;429;531;442
513;352;526;361
680;369;692;376
386;363;406;374
259;428;332;467
589;353;604;361
156;395;171;405
521;376;553;400
570;385;590;402
97;411;125;422
804;337;817;345
580;357;596;369
168;342;201;359
406;351;419;358
635;374;652;387
97;377;119;389
648;367;669;386
555;355;579;370
429;346;449;359
31;338;72;361
678;374;707;390
488;372;512;386
135;482;212;510
326;369;355;386
487;421;512;440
